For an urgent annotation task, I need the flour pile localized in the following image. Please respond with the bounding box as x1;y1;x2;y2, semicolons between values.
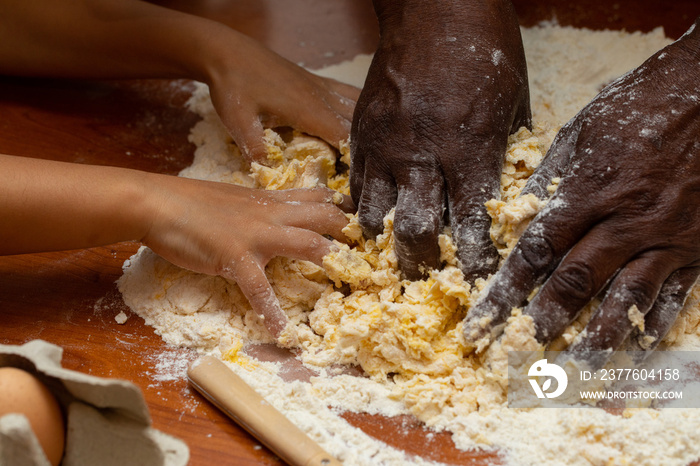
118;26;700;465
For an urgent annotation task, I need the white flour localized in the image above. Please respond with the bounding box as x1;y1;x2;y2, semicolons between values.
118;26;700;466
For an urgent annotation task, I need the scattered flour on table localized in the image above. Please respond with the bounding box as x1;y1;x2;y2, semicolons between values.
118;26;700;466
114;311;128;324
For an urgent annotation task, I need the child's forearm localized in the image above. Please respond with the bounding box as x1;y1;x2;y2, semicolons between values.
0;0;359;163
0;152;352;340
0;154;156;254
0;0;235;82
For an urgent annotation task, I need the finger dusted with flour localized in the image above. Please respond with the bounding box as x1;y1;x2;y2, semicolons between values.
143;180;349;342
351;0;531;281
118;25;700;466
465;20;700;366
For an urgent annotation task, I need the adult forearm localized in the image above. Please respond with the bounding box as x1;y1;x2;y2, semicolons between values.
0;154;156;255
372;0;518;37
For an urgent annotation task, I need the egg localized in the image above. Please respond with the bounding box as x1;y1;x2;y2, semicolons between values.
0;366;65;466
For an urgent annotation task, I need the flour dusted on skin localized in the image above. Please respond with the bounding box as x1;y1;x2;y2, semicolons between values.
118;26;700;466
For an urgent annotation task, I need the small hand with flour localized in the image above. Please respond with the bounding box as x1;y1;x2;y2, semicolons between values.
0;0;361;341
0;0;360;162
0;153;351;341
143;181;351;340
463;19;700;367
351;0;531;280
204;35;360;163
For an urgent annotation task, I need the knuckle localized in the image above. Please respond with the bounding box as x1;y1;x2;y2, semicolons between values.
410;103;448;126
358;208;386;238
309;186;333;198
357;185;396;238
451;192;488;214
327;204;350;221
215;261;239;282
409;106;462;147
242;278;272;307
517;233;557;276
452;205;492;235
453;224;491;251
394;213;440;247
548;261;597;303
453;222;499;278
460;247;499;282
619;276;657;309
354;100;396;139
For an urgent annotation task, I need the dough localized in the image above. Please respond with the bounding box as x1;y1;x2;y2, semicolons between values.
118;26;700;466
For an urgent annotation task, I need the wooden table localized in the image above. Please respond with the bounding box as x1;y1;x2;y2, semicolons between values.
1;1;699;465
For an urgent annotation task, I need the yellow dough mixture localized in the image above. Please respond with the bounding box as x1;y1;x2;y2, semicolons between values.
118;26;700;466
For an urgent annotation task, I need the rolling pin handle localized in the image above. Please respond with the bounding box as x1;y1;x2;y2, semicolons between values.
188;356;342;466
305;451;342;466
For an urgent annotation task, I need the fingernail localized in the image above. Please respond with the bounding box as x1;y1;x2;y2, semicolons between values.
331;191;345;206
462;314;493;351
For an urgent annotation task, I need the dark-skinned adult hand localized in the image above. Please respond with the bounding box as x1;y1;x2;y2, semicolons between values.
350;0;531;281
463;19;700;368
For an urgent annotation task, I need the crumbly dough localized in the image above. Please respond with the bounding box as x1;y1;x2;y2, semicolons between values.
628;305;646;332
118;26;700;466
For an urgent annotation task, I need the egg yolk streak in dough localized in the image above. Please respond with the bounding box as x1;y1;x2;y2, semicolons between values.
120;96;700;428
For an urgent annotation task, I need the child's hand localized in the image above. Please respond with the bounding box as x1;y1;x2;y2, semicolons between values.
201;32;360;163
143;177;351;339
0;154;351;341
0;0;359;161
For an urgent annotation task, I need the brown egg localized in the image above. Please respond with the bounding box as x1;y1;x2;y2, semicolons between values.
0;367;65;466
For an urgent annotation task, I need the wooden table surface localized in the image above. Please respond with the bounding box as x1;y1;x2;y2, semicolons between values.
1;1;699;465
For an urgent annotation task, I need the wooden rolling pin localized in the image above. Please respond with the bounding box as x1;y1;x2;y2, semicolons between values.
188;356;341;466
